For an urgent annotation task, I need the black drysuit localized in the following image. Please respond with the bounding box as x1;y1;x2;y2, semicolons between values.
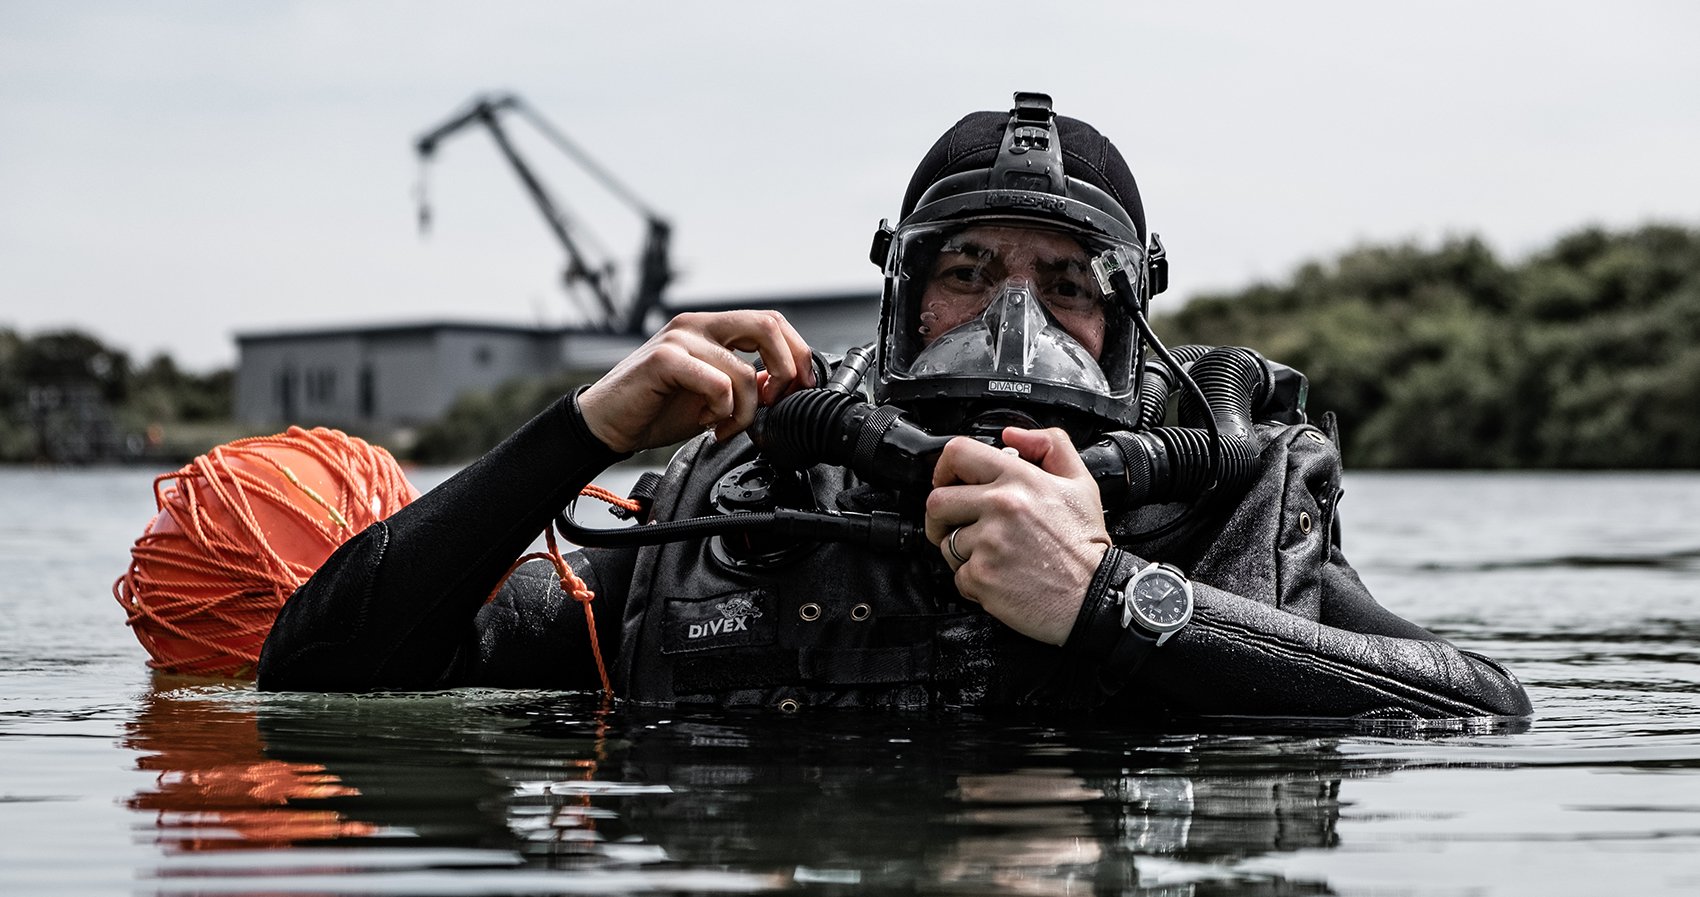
257;391;1532;721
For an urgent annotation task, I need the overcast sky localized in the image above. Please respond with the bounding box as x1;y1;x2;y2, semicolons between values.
4;1;1697;369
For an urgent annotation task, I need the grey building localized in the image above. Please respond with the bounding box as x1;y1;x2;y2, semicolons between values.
233;321;645;430
676;290;881;359
233;291;879;432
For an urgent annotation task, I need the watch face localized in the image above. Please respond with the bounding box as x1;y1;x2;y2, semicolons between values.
1129;570;1191;631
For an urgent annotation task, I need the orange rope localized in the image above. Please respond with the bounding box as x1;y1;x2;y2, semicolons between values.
578;483;641;514
487;485;637;703
114;427;418;678
117;425;631;693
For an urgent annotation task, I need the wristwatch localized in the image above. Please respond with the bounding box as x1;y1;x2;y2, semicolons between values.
1116;561;1194;646
1063;553;1196;697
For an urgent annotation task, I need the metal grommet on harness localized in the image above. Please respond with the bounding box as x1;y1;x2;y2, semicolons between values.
1299;511;1313;535
777;698;801;714
799;602;823;622
850;603;872;621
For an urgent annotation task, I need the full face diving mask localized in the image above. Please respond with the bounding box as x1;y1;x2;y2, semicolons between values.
878;218;1142;438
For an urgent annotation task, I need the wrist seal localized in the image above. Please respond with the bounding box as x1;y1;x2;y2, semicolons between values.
1063;547;1193;696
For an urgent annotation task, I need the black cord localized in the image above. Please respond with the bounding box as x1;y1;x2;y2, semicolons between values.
1112;267;1225;543
1132;310;1222;492
555;500;919;552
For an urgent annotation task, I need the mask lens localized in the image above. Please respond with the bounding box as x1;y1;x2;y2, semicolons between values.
917;230;1106;339
884;219;1140;398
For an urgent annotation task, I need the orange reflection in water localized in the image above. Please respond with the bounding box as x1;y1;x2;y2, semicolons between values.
124;681;376;852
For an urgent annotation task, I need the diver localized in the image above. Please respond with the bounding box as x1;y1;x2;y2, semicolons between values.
257;93;1532;721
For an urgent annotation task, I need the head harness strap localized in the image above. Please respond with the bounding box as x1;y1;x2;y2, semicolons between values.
990;92;1069;197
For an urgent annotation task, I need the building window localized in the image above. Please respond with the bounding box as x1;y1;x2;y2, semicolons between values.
277;368;297;421
359;366;375;418
305;369;337;404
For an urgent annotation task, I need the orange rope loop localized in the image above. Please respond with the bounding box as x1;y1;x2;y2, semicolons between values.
486;481;629;702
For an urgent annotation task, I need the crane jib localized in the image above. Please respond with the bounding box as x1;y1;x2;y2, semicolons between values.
413;92;674;335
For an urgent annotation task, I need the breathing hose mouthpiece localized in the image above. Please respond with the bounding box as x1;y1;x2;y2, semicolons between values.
750;389;951;493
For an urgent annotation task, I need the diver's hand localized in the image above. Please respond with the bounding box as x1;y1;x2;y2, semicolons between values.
925;427;1111;646
579;311;815;453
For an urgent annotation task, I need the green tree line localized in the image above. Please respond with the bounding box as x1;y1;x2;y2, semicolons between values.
1156;223;1700;469
0;328;231;462
8;222;1696;468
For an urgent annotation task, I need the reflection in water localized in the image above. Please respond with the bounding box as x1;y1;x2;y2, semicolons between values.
124;678;376;852
112;686;1468;894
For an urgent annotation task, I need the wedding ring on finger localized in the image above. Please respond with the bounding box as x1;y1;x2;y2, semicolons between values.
947;527;968;565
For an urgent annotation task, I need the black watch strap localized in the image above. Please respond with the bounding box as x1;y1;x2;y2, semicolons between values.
1063;547;1157;695
1099;614;1160;687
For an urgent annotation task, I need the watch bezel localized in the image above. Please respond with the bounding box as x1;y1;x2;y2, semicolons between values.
1118;562;1194;636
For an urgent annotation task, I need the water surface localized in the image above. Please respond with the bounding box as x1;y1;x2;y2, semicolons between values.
2;467;1697;895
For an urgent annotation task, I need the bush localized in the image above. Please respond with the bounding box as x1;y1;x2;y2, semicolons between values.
1152;223;1700;468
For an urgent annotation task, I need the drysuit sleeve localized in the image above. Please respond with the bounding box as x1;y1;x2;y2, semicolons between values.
1070;547;1533;720
256;390;635;692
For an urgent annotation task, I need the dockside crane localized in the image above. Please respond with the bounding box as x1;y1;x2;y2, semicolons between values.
414;93;674;334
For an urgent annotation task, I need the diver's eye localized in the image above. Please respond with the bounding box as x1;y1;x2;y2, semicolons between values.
1042;277;1100;313
937;264;992;293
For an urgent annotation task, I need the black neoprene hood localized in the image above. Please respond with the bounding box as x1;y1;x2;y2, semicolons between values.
897;104;1147;243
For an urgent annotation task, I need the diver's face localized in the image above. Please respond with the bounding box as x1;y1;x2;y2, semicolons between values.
919;225;1107;358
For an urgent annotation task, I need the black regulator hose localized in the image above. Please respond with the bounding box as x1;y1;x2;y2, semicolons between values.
749;388;953;494
1135;343;1213;429
1078;346;1270;510
1164;345;1268;498
556;504;922;552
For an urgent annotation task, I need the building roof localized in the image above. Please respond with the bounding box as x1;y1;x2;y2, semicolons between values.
234;319;579;344
234;290;881;344
665;289;880;313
